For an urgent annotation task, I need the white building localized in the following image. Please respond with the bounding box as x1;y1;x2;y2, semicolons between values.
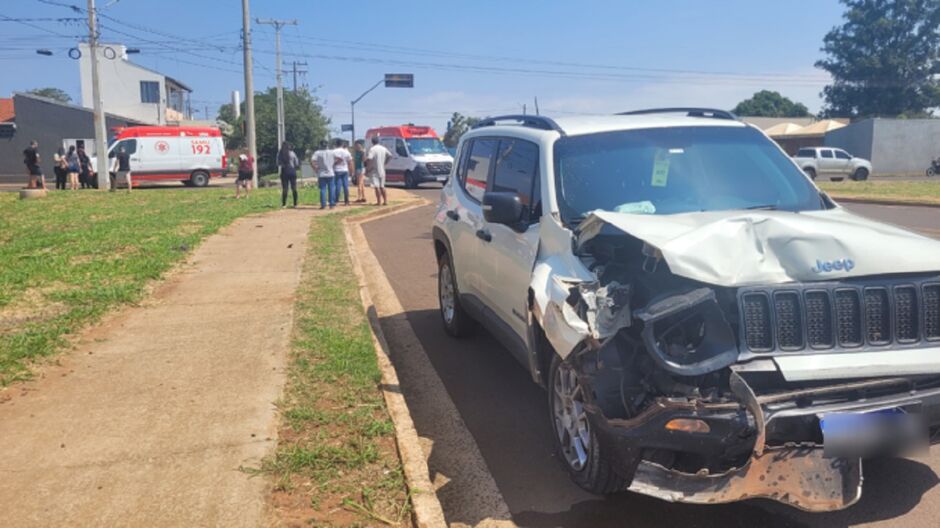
79;43;192;125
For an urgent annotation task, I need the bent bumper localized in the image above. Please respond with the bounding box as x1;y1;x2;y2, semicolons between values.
590;374;940;511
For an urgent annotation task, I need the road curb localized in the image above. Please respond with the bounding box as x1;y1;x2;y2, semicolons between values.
344;199;448;528
831;196;940;209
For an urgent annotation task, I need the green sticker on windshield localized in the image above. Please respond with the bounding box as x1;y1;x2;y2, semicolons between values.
651;152;670;187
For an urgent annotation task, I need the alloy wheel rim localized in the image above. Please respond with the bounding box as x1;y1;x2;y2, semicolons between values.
439;263;455;324
553;362;590;471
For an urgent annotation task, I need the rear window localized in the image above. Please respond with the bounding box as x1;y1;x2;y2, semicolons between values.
796;148;816;158
464;139;497;202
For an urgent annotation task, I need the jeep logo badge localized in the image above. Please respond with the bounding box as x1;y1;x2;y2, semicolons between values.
812;258;855;273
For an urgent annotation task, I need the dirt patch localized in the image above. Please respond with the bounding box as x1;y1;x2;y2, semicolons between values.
0;283;71;334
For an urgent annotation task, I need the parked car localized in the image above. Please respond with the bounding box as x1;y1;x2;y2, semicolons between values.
365;125;454;188
432;110;940;512
793;147;871;182
91;126;227;187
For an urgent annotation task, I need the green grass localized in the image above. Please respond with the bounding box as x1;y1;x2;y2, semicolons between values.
257;211;409;526
819;180;940;205
0;185;318;384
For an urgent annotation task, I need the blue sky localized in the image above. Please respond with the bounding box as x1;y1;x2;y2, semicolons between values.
1;0;846;136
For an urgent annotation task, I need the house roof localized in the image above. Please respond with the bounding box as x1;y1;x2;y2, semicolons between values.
13;91;146;124
0;98;13;122
794;119;846;135
762;122;806;136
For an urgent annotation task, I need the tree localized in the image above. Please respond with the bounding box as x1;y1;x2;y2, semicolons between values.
26;87;71;104
816;0;940;118
732;90;810;117
442;112;480;148
218;88;330;170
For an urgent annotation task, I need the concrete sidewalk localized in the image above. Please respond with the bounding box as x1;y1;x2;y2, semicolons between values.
0;207;318;527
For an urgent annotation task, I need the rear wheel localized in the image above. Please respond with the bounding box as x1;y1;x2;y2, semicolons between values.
804;167;816;180
852;167;869;181
189;171;209;187
548;354;625;494
438;252;474;337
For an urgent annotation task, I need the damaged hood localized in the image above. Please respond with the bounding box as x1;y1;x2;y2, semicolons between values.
578;207;940;287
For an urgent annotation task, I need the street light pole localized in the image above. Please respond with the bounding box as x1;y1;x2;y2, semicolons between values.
241;0;258;188
350;79;384;144
87;0;110;190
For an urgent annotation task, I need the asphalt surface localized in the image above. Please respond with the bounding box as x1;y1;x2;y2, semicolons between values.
363;187;940;528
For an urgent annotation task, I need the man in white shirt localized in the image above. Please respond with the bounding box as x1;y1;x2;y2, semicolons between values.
331;138;354;206
366;136;393;206
311;140;337;209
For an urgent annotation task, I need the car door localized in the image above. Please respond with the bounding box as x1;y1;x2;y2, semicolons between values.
477;138;541;347
449;137;497;307
818;149;836;173
833;149;852;175
379;137;405;184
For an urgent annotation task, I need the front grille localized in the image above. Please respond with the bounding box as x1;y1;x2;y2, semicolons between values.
740;278;940;353
925;285;940;340
805;291;833;348
774;292;804;349
425;162;452;175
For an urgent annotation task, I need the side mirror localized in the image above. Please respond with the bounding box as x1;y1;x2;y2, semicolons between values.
483;192;524;226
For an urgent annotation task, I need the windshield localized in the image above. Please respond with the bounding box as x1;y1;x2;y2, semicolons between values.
554;126;823;223
405;137;447;155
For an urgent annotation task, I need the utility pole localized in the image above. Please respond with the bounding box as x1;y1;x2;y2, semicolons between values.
241;0;258;188
87;0;109;190
256;18;297;151
287;61;308;93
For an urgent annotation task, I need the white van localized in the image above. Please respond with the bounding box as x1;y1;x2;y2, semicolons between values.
365;125;454;188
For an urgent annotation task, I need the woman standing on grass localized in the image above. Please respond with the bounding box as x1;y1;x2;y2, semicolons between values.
277;141;300;208
53;147;67;190
65;145;80;191
235;153;254;199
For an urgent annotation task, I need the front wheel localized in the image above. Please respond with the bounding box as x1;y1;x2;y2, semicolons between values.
928;166;937;177
404;170;418;189
548;354;625;494
438;252;474;337
852;167;869;181
804;167;816;180
189;171;209;187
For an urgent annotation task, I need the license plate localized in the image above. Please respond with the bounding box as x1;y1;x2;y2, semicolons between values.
821;407;926;458
436;176;447;182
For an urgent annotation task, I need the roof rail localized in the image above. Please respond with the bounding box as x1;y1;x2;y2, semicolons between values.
618;107;739;121
473;114;565;134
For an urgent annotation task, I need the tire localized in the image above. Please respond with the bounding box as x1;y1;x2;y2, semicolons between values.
928;167;937;177
831;176;844;182
804;167;816;180
548;354;625;494
404;170;417;189
852;167;869;181
437;252;474;337
189;171;209;187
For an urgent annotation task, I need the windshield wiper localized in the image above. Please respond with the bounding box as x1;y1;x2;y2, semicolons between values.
744;204;779;211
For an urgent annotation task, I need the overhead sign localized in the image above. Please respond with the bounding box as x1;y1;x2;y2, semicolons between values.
341;124;353;132
384;73;414;88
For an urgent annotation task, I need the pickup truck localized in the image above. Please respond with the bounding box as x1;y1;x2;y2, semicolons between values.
793;147;871;181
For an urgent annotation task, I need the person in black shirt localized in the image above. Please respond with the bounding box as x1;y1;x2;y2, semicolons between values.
77;146;92;189
23;140;44;189
109;145;133;192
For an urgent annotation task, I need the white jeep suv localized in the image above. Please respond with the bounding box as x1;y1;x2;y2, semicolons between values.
431;109;940;512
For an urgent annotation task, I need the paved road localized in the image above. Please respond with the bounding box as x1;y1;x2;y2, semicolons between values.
363;189;940;527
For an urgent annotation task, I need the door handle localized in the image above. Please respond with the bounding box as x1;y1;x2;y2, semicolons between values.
476;229;492;242
446;210;459;221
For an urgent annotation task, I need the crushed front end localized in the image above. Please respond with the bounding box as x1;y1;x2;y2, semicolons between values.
549;218;940;512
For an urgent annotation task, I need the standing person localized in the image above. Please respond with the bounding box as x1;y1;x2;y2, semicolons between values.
77;146;91;189
311;140;337;209
23;140;44;189
332;138;353;206
109;145;133;193
65;145;80;191
53;146;67;190
234;153;254;199
352;139;367;203
277;141;300;208
366;136;393;206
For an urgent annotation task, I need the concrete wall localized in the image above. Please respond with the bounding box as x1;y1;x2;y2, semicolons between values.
870;119;940;175
825;119;874;161
0;94;140;181
825;118;940;175
79;43;165;125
